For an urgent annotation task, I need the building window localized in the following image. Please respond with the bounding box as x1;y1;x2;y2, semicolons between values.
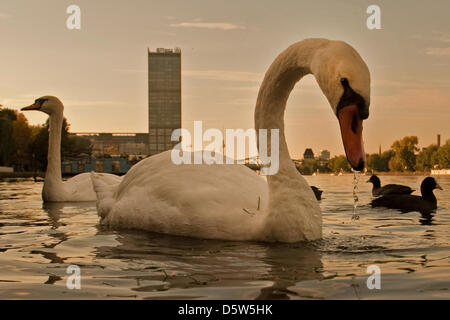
77;164;85;173
95;161;104;172
112;161;120;173
65;165;72;174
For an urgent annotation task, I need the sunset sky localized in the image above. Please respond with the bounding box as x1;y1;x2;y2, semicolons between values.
1;0;449;158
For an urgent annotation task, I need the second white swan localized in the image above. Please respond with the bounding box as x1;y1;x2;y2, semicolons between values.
22;96;122;202
91;38;371;242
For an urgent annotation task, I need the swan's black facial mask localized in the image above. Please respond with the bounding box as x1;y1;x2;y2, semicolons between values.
21;98;48;111
336;78;367;171
336;78;369;120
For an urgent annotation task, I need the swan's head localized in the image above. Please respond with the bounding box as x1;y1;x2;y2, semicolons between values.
311;40;370;171
21;96;63;116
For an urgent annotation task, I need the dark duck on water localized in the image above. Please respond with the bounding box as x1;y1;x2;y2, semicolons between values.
310;186;323;200
367;174;414;197
370;177;442;214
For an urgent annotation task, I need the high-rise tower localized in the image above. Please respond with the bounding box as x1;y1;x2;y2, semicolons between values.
148;47;181;155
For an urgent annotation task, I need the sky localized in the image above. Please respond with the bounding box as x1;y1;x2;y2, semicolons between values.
1;0;449;158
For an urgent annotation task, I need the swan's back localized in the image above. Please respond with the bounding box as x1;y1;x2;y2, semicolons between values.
99;151;269;240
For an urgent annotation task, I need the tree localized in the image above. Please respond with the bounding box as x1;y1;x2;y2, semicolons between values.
390;136;419;171
0;108;17;166
28;117;92;171
297;159;318;175
436;139;450;169
65;135;92;159
12;112;33;171
28;124;49;171
415;144;438;171
328;155;351;173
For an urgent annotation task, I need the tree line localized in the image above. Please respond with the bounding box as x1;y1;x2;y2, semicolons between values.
297;136;450;174
0;107;91;172
2;107;449;175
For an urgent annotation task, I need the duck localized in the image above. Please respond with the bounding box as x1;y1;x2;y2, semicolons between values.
21;96;121;202
370;177;442;214
91;38;371;242
310;186;323;200
367;174;414;197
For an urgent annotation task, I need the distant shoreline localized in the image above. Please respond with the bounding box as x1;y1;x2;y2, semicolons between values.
307;171;434;176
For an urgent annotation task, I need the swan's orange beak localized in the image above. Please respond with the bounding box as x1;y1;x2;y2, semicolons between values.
338;104;365;171
21;103;41;111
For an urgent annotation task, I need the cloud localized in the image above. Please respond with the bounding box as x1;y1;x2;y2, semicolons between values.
184;70;262;82
432;31;450;43
170;21;245;30
373;88;450;112
410;34;423;40
425;47;450;56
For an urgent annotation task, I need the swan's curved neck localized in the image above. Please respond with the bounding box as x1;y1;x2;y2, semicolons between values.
255;40;328;174
255;40;328;241
45;112;63;189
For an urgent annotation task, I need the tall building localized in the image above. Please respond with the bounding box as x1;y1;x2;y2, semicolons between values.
303;148;315;160
148;47;182;155
319;150;330;161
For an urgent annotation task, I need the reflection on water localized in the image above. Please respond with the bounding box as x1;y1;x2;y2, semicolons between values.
0;176;449;299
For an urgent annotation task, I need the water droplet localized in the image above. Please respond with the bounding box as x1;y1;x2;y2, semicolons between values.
351;169;361;221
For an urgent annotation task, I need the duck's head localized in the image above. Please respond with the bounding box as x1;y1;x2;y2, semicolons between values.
366;174;381;187
21;96;63;116
311;40;370;171
421;177;443;194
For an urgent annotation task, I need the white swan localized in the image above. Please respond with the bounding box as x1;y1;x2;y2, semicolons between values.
22;96;121;202
91;38;370;242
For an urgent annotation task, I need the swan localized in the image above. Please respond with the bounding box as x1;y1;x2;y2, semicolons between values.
91;38;371;242
21;96;122;202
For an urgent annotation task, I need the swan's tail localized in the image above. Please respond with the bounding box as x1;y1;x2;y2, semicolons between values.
90;172;118;220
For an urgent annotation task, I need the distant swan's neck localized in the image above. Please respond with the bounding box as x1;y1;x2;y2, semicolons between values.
255;40;328;241
44;113;64;194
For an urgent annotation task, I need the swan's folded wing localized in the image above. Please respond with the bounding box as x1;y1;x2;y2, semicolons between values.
90;172;121;218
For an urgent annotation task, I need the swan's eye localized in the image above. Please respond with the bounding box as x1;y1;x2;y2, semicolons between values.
35;98;48;106
340;78;349;86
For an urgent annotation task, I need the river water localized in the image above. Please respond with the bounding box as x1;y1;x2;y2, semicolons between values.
0;175;449;299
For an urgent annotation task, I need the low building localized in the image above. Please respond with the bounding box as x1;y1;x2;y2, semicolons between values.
73;133;149;157
61;157;133;176
431;169;450;175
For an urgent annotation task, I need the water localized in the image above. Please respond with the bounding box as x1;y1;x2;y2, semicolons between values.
0;175;449;299
351;170;361;221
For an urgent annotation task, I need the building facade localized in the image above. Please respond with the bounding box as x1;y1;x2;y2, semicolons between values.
61;157;133;176
73;133;149;157
148;47;182;156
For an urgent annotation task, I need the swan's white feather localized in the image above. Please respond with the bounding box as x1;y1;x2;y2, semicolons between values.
25;96;124;202
92;151;270;240
90;38;370;242
61;172;121;202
